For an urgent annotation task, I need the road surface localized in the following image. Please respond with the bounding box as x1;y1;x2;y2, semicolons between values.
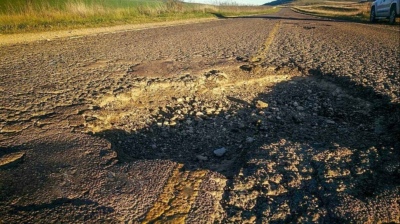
0;8;399;223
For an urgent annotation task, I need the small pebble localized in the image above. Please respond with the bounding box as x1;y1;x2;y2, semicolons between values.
214;147;227;157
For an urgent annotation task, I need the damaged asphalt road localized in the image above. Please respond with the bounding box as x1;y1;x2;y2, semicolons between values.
0;8;399;223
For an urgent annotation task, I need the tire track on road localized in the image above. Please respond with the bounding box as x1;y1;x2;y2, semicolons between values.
143;164;208;223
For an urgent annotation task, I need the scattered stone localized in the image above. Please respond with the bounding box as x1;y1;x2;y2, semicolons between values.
84;116;97;122
246;137;255;143
240;64;252;72
213;147;227;157
196;155;208;161
196;112;204;117
206;108;215;115
236;56;245;61
88;105;101;110
256;100;269;109
0;152;25;169
326;119;336;124
296;106;305;111
271;107;280;112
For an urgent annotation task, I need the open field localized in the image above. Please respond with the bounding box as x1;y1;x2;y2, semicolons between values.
287;0;359;5
0;0;161;12
293;1;371;22
0;0;279;33
291;0;400;23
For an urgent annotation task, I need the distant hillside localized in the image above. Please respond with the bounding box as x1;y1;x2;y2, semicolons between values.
264;0;294;6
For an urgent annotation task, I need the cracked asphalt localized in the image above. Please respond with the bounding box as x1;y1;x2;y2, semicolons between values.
0;8;399;223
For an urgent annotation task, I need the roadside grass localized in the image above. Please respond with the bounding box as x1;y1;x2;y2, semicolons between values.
291;0;400;24
214;5;280;17
292;1;372;22
288;0;358;6
0;0;163;12
0;0;280;34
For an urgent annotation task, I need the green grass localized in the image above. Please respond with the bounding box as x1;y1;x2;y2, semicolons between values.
0;0;280;34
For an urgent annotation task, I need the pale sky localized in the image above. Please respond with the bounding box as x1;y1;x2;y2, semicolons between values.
182;0;274;6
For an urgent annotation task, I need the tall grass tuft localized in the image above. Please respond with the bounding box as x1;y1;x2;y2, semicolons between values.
65;1;102;17
0;0;279;34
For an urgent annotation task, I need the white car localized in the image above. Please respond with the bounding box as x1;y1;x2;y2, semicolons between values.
370;0;400;24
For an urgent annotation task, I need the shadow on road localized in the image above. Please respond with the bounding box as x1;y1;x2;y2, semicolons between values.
1;66;398;222
94;68;399;222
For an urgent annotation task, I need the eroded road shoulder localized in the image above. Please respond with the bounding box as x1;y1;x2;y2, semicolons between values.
0;8;399;223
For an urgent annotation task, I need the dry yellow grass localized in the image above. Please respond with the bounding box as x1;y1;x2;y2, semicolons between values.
293;2;371;21
0;0;280;34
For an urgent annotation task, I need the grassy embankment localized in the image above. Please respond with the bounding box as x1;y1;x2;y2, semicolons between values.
0;0;280;34
290;0;372;22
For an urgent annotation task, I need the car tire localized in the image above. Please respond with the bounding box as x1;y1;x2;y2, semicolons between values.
370;7;377;23
389;7;396;24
